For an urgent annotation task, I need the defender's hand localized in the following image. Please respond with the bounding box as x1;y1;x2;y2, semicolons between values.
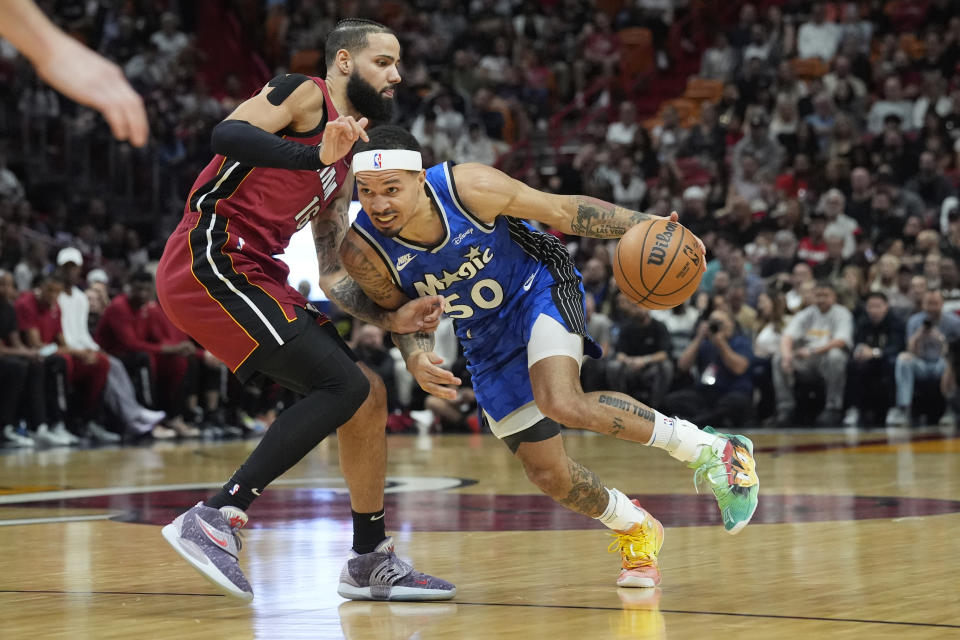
319;115;369;165
389;295;444;333
407;351;462;400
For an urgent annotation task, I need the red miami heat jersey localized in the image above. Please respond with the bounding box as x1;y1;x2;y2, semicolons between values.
156;76;351;379
184;77;351;258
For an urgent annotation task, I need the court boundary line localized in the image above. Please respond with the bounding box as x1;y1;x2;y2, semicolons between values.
454;601;960;629
0;589;224;598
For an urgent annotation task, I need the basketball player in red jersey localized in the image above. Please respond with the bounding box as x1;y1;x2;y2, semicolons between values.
155;19;455;602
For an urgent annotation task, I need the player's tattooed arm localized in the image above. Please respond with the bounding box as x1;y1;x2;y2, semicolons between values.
567;196;654;238
391;330;435;361
450;164;659;239
313;191;399;329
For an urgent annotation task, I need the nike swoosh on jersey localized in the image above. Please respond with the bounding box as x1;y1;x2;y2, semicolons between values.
396;254;416;271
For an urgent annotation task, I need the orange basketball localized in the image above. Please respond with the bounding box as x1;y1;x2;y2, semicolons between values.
613;218;704;309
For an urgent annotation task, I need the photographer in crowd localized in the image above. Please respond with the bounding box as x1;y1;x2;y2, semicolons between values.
661;309;754;430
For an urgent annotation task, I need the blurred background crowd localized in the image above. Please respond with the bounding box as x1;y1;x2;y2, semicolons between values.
2;0;960;448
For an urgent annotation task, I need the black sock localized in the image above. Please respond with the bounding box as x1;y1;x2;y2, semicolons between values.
207;478;258;511
352;509;386;554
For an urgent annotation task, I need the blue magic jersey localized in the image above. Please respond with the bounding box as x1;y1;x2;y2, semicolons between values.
352;162;600;423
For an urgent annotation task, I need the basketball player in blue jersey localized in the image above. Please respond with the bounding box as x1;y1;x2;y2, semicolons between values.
340;126;760;589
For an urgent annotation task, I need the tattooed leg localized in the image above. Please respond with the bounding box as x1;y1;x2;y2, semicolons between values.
530;357;658;444
514;435;609;518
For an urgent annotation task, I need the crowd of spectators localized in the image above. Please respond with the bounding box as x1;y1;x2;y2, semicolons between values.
4;0;960;446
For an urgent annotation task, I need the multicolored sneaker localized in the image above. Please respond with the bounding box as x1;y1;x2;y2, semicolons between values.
161;502;253;601
338;537;456;601
608;500;664;588
689;427;759;534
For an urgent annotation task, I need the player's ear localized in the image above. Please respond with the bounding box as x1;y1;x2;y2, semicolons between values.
416;169;426;187
335;49;351;75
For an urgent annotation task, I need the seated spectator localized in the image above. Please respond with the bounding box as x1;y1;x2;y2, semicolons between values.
94;271;201;438
681;102;726;162
785;262;816;313
17;271;110;443
797;2;841;61
352;323;399;413
611;156;647;210
797;210;829;267
411;111;454;163
887;290;960;427
732;110;785;181
650;300;699;360
813;233;848;283
0;269;33;446
823;55;867;100
453;122;497;166
604;294;673;407
606;101;639;147
663;309;753;431
867;77;915;135
820;190;858;257
905;151;955;215
761;230;799;277
726;283;757;338
752;290;789;422
846;167;873;228
844;292;905;427
774;281;853;425
699;32;736;81
56;248;168;440
941;257;960;314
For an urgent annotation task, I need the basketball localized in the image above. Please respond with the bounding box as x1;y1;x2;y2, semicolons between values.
613;218;704;309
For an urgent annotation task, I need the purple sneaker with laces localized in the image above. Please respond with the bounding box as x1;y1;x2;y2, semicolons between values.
161;502;253;601
338;537;456;601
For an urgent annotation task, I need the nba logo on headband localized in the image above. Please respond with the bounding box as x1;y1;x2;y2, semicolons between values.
373;153;382;168
352;149;423;173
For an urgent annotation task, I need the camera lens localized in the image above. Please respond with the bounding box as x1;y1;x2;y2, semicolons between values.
709;320;722;333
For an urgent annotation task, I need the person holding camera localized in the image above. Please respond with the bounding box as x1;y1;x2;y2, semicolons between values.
773;282;853;426
662;310;754;430
886;290;960;427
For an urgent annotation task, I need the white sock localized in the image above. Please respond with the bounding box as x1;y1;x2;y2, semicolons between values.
644;412;722;463
595;487;649;532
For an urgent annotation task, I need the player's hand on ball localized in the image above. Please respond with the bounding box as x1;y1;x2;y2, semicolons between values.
390;295;445;333
407;351;462;400
659;210;706;266
319;115;369;165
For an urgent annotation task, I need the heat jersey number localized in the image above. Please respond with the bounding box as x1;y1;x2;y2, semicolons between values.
443;278;504;319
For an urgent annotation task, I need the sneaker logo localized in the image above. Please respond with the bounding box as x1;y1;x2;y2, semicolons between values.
227;515;246;529
415;578;429;585
396;253;416;271
197;517;230;549
729;446;758;487
370;513;385;521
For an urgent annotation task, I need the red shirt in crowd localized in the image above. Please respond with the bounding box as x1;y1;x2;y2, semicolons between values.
797;237;828;266
14;291;61;344
94;294;165;356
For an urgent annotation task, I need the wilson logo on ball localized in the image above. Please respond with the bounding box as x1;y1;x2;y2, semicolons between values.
646;221;679;266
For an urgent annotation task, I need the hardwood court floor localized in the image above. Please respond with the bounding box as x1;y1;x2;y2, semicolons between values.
1;428;959;639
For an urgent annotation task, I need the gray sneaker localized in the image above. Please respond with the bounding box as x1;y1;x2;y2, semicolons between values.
338;537;456;601
161;502;253;601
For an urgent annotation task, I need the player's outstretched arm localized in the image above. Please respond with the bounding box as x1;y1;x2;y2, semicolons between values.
452;163;694;241
212;73;367;169
0;0;148;146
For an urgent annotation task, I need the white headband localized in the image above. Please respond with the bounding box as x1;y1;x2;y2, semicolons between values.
352;149;422;173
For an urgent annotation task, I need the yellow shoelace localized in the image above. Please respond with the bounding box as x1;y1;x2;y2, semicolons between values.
607;530;657;569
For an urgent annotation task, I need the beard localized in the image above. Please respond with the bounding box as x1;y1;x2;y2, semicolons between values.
346;72;395;124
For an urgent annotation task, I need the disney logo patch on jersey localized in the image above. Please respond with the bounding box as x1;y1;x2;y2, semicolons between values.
453;228;474;245
413;246;494;296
